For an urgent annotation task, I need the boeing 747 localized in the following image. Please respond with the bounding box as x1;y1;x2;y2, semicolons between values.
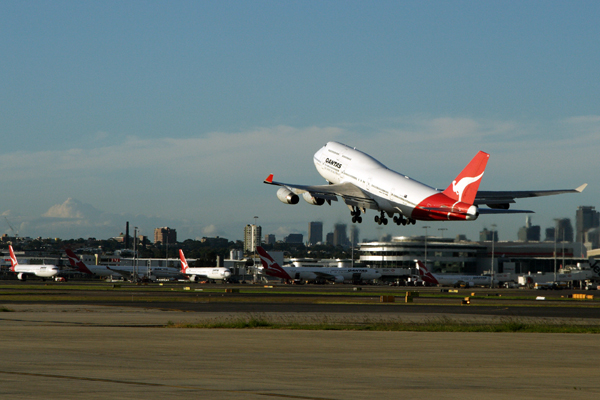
265;142;586;225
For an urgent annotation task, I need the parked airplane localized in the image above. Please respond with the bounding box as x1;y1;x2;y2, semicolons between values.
65;249;180;280
9;245;59;281
265;141;586;225
257;246;381;283
179;249;232;281
415;260;492;287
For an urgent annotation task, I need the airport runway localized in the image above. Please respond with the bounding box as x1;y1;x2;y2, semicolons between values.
2;283;600;399
1;306;600;400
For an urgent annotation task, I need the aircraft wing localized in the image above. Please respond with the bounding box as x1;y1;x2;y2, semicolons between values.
475;184;587;208
106;267;131;278
264;174;377;208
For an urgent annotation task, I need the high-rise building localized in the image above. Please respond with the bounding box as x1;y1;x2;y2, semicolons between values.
555;218;573;242
333;224;348;247
576;206;600;244
326;232;334;246
244;224;262;252
264;234;276;245
284;233;303;243
517;216;541;242
308;222;323;246
479;228;498;242
154;227;177;244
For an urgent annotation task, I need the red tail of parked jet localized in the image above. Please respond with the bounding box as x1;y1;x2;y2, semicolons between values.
65;249;93;275
415;260;439;285
256;246;292;280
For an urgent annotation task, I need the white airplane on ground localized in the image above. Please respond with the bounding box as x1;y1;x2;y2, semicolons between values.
265;141;586;225
9;245;59;281
65;249;180;280
415;260;492;287
257;246;381;283
179;249;232;281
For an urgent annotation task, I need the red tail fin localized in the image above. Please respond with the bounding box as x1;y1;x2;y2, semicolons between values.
442;151;489;205
256;246;292;280
9;245;18;271
415;260;439;285
179;250;189;274
65;249;93;275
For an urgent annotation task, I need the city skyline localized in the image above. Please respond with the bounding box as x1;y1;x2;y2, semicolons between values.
0;2;598;243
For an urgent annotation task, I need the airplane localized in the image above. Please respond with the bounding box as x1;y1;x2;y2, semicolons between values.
179;249;232;281
415;259;492;287
264;141;587;225
257;246;381;283
9;245;59;281
65;248;180;281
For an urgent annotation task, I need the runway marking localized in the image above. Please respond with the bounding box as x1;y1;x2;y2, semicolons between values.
0;370;335;400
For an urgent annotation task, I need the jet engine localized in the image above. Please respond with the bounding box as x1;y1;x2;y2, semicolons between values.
188;275;198;282
302;192;325;206
17;273;26;281
276;188;299;204
333;275;344;283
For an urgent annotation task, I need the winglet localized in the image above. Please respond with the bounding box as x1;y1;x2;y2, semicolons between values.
576;183;588;193
264;174;274;184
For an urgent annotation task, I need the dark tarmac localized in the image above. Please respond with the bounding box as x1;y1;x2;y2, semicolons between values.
1;282;600;399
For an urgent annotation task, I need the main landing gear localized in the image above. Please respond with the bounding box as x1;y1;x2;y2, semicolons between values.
393;214;416;226
374;211;388;225
351;207;363;223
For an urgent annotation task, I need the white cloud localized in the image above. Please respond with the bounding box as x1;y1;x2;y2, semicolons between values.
0;118;597;242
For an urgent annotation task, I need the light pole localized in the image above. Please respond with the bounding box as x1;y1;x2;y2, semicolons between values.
438;228;447;239
134;226;138;280
490;224;496;289
422;226;430;269
553;219;559;283
253;216;258;283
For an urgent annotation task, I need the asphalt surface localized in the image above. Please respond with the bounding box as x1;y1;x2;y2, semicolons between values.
2;281;600;399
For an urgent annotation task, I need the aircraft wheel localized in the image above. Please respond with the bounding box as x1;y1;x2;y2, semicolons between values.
352;216;357;223
374;216;380;223
357;216;362;223
383;218;388;225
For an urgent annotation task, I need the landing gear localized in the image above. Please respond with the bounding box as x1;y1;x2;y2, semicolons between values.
375;211;388;225
350;207;362;223
391;214;416;226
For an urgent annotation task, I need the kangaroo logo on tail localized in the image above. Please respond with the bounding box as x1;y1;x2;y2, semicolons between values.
9;245;18;271
65;249;93;274
415;260;439;285
179;250;189;274
443;151;489;205
256;246;292;280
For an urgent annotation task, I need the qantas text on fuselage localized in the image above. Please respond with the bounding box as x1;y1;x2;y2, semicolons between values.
265;141;586;226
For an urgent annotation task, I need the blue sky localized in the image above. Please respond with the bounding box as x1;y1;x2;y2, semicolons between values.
0;1;598;243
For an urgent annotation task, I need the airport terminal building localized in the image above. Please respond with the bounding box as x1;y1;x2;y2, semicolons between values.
358;236;587;280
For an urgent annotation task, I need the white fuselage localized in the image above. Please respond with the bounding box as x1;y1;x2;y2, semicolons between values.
13;264;59;279
312;142;439;216
95;265;180;278
183;267;232;281
429;274;492;287
262;266;381;282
